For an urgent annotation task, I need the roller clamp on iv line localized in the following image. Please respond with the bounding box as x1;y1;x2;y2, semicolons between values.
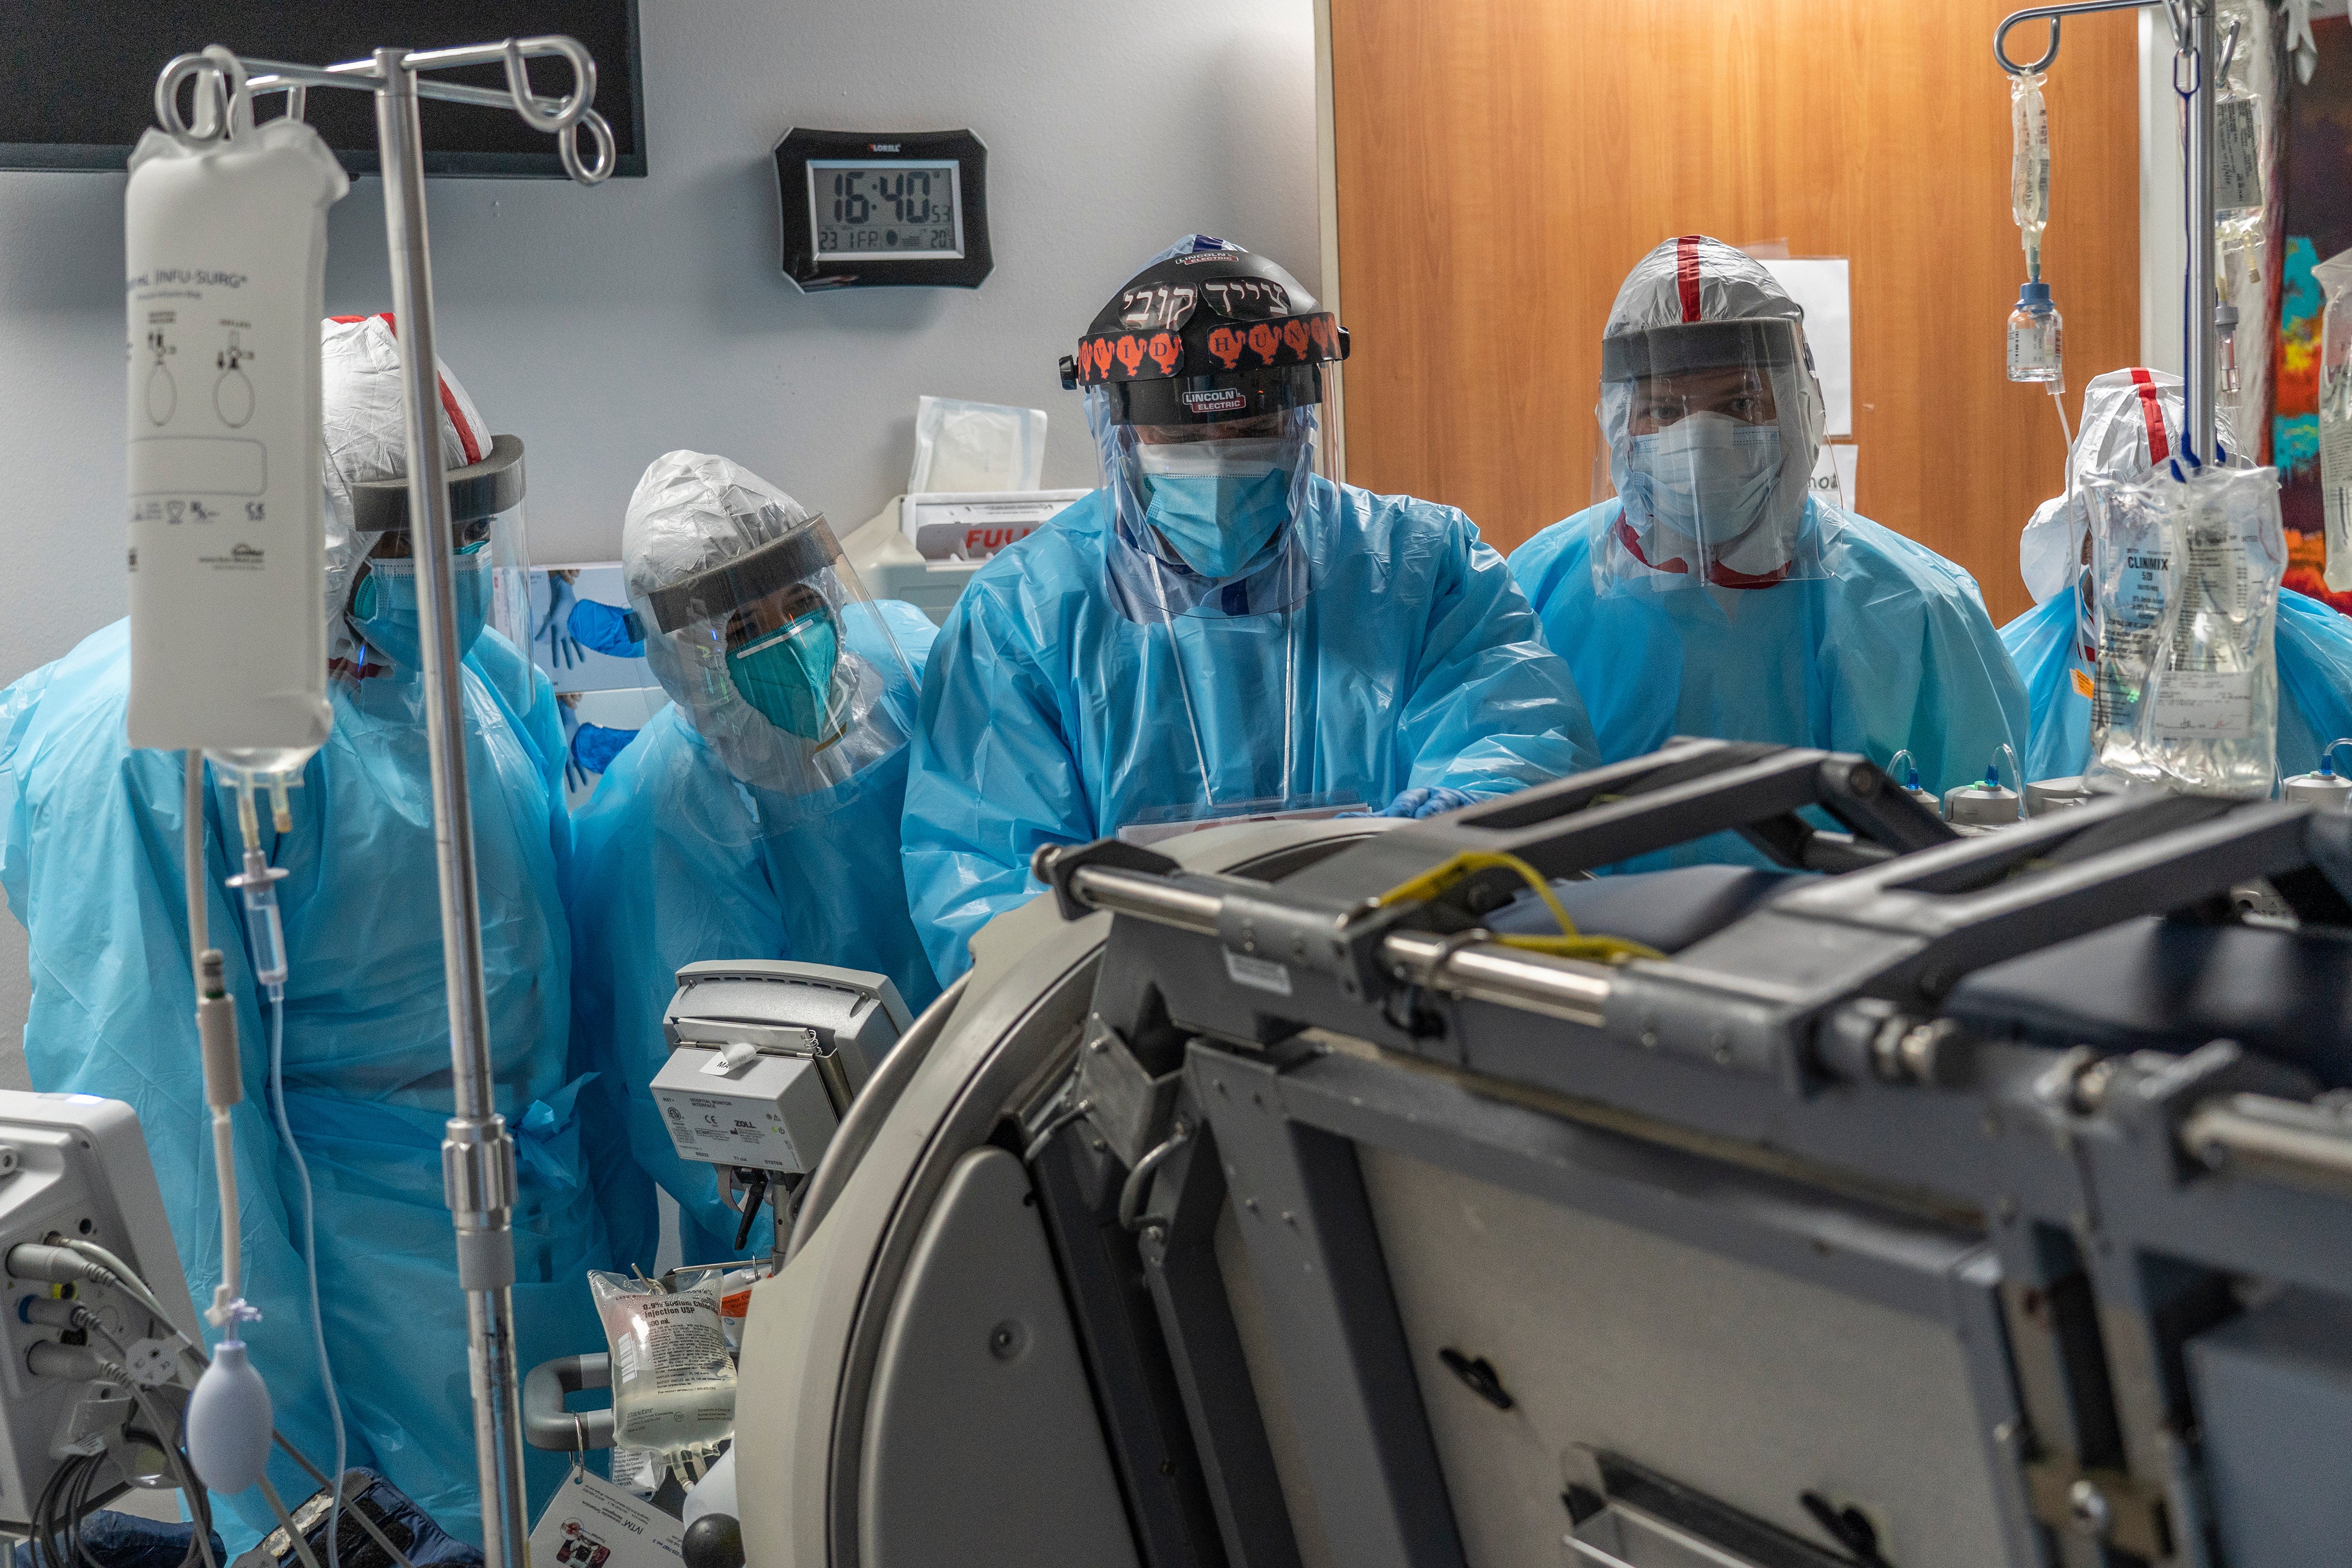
140;35;615;1568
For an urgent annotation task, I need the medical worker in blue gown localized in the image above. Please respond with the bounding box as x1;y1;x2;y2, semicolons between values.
1510;235;2027;867
2002;366;2352;783
0;315;640;1544
902;235;1601;983
569;451;939;1262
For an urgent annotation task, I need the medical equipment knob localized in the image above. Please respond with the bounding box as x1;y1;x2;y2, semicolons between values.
682;1514;745;1568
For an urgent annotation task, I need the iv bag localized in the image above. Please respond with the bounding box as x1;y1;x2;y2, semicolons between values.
2010;72;2050;277
124;76;347;761
589;1272;736;1458
2082;474;2178;790
2134;464;2284;798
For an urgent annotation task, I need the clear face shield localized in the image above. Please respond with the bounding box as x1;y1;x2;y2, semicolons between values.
1598;317;1829;594
1086;381;1368;830
1093;371;1321;621
631;494;916;822
339;433;538;718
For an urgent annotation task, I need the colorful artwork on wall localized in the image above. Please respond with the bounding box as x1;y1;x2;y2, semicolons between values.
2282;16;2352;610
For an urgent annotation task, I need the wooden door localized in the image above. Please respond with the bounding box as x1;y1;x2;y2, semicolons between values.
1329;0;2140;624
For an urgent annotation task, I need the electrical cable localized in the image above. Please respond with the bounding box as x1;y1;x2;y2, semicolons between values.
42;1241;414;1568
1375;850;1666;965
266;990;345;1568
72;1315;217;1568
52;1239;196;1350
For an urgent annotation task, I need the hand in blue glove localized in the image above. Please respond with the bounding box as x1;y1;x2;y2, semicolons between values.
570;721;638;781
567;598;646;661
536;575;583;670
1379;786;1478;820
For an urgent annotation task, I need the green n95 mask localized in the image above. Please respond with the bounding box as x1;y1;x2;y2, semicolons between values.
726;607;840;739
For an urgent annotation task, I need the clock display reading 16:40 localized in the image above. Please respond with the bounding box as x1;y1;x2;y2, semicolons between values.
810;159;963;259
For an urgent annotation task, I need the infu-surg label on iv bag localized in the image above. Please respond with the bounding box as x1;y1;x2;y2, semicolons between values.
124;113;345;752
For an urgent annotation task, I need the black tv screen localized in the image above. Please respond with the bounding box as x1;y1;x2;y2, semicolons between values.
0;1;645;177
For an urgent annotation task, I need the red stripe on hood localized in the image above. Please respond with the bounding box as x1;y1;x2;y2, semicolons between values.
1676;236;1703;324
2128;367;2169;464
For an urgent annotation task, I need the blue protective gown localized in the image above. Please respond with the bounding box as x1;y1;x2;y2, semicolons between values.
902;477;1601;982
567;602;939;1265
2001;586;2352;782
0;620;644;1549
1511;499;2030;869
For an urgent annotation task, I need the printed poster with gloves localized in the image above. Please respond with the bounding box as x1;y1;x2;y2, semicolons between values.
526;561;668;806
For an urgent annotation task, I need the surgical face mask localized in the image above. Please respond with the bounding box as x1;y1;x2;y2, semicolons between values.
1626;413;1781;548
348;545;490;670
1136;437;1298;580
725;606;840;739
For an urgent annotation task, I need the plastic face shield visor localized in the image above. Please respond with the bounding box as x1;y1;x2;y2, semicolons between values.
632;506;920;816
344;434;536;693
639;510;895;747
1600;319;1824;590
1092;396;1318;619
642;515;845;641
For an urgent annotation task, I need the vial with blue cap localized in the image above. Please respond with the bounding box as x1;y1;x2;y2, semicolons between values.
1884;748;1943;814
1944;744;2026;829
2007;281;2064;387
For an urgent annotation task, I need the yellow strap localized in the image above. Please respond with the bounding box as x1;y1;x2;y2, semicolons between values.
1376;850;1664;966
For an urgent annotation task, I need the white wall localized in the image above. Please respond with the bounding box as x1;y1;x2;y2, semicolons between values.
2139;7;2186;377
0;0;1320;1083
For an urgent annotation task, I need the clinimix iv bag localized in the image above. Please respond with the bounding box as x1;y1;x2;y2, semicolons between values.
125;52;347;785
2082;471;2180;791
2134;463;2284;798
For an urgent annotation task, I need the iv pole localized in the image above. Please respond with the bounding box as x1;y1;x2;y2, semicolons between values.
150;41;615;1568
1997;0;2222;460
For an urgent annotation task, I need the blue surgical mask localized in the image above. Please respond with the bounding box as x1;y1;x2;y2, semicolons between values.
349;545;490;669
726;607;840;739
1137;437;1298;580
1625;413;1782;549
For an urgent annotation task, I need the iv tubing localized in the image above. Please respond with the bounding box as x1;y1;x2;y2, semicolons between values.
268;989;348;1568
